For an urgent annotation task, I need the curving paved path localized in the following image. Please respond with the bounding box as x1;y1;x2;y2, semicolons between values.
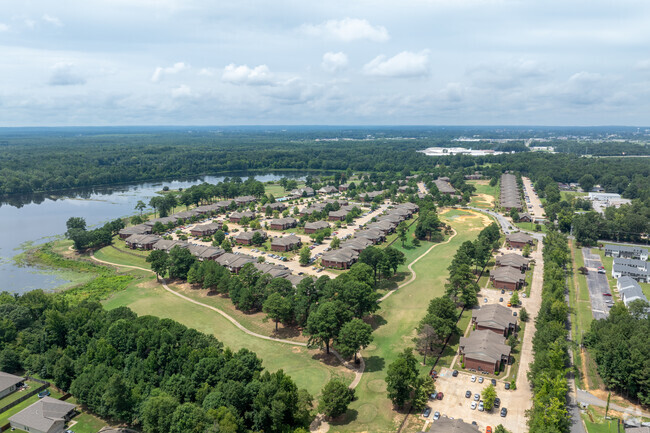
379;228;457;302
90;254;365;385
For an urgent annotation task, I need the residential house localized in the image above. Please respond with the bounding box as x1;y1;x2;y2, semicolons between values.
286;274;308;287
187;245;224;261
299;203;326;217
495;253;530;271
518;212;533;223
118;224;151;239
506;232;535;249
325;198;348;206
339;237;373;252
458;330;511;374
304;221;330;234
490;266;526;291
266;202;287;212
321;248;359;269
229;211;256;223
617;276;649;307
500;173;522;211
234;196;257;206
427;417;479;432
174;210;202;222
354;229;385;244
0;371;24;399
366;220;395;234
152;239;189;252
317;185;338;194
338;183;350;192
124;234;160;250
329;209;350;221
290;187;315;197
269;217;297;231
472;304;517;336
254;262;291;279
144;216;179;228
233;230;268;245
190;222;222;237
9;396;76;433
215;253;256;273
271;235;302;252
605;245;648;261
434;178;456;195
612;258;650;283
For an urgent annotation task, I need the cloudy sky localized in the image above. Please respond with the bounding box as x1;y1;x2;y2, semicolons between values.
1;0;649;126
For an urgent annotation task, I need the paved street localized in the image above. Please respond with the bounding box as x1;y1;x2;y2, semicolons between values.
581;248;611;320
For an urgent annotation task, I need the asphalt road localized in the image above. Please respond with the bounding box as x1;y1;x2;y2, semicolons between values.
581;248;612;320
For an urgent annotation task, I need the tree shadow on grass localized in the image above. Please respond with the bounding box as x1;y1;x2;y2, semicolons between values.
311;351;344;367
365;314;387;331
270;326;302;339
362;355;385;373
329;408;359;426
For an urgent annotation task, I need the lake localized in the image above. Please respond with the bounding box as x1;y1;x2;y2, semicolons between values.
0;172;307;294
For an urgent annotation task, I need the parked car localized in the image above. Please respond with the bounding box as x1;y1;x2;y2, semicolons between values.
505;382;510;390
491;379;497;386
598;269;606;274
38;390;50;398
494;398;501;408
499;297;503;302
500;407;508;417
478;401;484;411
422;407;432;418
436;392;444;400
513;312;517;317
501;289;505;294
474;393;480;401
465;390;472;398
478;377;484;384
471;375;476;382
484;298;488;303
452;370;459;377
471;401;477;410
433;411;440;420
603;293;612;297
486;427;493;433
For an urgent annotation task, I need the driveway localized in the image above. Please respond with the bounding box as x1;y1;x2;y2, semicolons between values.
581;248;611;320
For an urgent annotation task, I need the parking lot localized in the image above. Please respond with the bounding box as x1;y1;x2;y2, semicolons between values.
582;248;612;320
421;368;527;432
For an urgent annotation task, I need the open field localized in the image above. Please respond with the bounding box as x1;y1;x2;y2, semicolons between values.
103;277;353;398
468;180;498;209
514;221;547;233
331;208;490;433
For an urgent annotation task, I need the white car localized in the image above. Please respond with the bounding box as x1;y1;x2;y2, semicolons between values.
470;401;477;410
471;375;476;382
478;377;484;384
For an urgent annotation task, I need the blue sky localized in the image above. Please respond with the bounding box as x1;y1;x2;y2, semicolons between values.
1;0;649;126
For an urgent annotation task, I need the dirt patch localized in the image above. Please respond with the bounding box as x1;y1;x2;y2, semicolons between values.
137;280;159;289
291;346;302;353
475;193;494;205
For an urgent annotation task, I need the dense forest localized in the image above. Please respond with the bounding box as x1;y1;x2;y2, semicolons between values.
584;301;650;405
0;290;312;433
2;127;649;198
527;231;571;433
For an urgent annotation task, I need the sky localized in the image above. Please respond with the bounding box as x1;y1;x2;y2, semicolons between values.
1;0;650;126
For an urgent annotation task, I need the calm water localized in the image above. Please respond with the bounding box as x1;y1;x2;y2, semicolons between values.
0;173;307;294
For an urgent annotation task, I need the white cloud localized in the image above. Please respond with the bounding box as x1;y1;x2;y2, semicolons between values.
636;59;650;70
48;63;86;86
0;23;9;32
151;62;188;82
301;18;389;42
222;64;274;86
321;52;348;72
24;19;36;29
363;50;430;78
171;84;191;98
42;14;63;27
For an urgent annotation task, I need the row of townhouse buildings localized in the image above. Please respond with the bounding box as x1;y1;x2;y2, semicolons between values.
500;173;522;211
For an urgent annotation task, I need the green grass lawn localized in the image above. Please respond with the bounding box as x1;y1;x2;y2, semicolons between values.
561;191;588;200
94;244;151;270
264;182;306;198
102;280;353;398
333;208;490;433
524;263;535;297
514;221;547;233
0;380;42;408
64;397;108;433
0;388;63;426
468;180;498;209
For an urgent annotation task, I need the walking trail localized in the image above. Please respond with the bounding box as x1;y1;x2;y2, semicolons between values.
90;254;366;388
